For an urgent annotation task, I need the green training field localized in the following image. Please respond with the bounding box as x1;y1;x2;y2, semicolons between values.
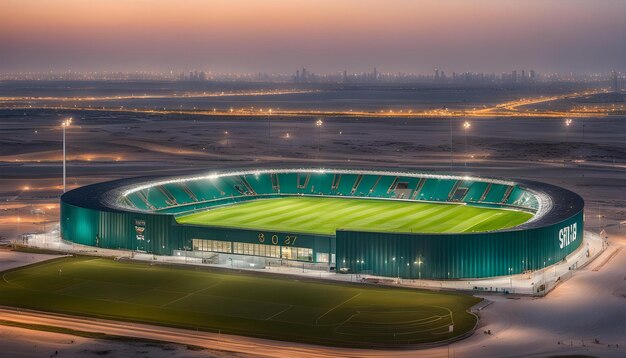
0;257;480;347
176;196;533;234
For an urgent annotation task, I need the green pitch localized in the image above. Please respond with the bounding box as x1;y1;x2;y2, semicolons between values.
176;196;532;234
0;257;480;347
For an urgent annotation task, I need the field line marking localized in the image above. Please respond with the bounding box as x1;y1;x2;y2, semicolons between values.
264;305;293;321
1;273;23;289
462;212;501;232
315;291;361;325
160;281;222;307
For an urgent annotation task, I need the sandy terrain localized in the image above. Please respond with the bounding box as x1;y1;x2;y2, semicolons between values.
0;323;252;358
0;249;65;272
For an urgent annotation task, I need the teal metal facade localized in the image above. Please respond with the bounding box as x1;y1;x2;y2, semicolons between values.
60;168;584;279
336;210;583;279
61;202;333;258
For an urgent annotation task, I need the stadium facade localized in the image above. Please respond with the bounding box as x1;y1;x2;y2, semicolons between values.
60;168;584;279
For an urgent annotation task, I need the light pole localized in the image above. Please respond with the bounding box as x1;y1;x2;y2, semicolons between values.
463;121;471;167
598;214;604;232
564;118;572;166
316;119;323;159
61;117;72;192
17;215;21;245
449;118;453;171
392;256;399;283
508;267;513;290
415;256;423;283
268;108;272;142
581;118;586;161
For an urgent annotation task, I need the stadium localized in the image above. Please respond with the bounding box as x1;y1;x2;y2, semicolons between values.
60;168;584;279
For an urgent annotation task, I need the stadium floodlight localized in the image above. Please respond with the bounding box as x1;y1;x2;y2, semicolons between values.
61;117;73;192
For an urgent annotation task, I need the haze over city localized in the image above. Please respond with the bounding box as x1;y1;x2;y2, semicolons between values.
2;0;626;74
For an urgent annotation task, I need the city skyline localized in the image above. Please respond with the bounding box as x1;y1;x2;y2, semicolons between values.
2;0;626;74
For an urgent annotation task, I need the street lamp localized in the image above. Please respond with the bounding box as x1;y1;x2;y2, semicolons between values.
315;119;323;158
392;256;399;283
463;121;471;167
415;256;423;281
564;119;572;166
17;215;21;244
268;108;272;142
61;117;72;192
449;118;453;171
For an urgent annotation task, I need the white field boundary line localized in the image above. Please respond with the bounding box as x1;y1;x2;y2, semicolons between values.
462;212;503;233
159;280;222;308
315;292;362;326
264;305;293;321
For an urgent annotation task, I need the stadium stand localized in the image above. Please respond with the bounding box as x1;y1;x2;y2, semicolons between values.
120;170;542;217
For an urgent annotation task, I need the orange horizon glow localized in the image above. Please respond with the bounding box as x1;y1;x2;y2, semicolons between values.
2;0;625;73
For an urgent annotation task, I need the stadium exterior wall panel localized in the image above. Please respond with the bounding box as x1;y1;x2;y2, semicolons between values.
336;210;583;279
61;201;334;258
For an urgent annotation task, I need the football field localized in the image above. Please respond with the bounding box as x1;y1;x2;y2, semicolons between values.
176;196;533;234
0;257;480;347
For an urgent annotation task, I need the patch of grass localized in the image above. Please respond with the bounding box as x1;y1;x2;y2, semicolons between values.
0;257;480;348
176;197;532;235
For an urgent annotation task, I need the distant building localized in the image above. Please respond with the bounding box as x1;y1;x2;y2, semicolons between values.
612;71;619;92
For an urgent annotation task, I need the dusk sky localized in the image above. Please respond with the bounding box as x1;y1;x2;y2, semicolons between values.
2;0;625;74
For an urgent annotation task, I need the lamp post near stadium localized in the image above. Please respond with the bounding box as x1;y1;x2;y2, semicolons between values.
463;121;471;167
17;215;21;244
61;117;72;192
564;118;572;166
316;119;323;159
415;256;423;283
406;262;410;280
449;118;453;171
392;256;399;283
